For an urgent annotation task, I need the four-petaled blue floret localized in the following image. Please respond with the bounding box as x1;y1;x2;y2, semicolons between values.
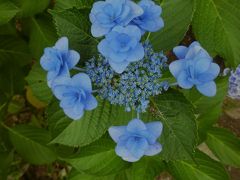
132;0;164;34
98;25;144;73
40;37;80;88
52;73;98;120
228;65;240;99
108;118;163;162
89;0;143;37
169;41;220;97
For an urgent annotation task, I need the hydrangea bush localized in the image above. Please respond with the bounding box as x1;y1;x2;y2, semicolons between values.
0;0;240;179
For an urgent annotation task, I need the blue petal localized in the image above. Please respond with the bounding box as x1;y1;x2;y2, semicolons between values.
194;58;211;74
173;46;188;59
52;84;70;100
72;73;92;93
54;37;68;50
63;103;84;120
126;44;144;62
84;94;98;110
125;137;148;159
108;126;127;142
126;1;144;23
177;71;194;89
91;23;110;37
198;63;220;82
67;50;80;69
144;142;162;156
60;95;77;109
169;59;186;78
146;121;163;139
109;60;129;74
115;144;140;162
98;39;112;58
196;81;217;97
127;119;147;133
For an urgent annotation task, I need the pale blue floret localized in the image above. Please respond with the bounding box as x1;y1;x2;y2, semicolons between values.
40;37;80;88
98;25;145;73
169;41;220;97
132;0;164;34
89;0;143;37
86;41;169;112
52;73;98;120
228;65;240;99
108;119;163;162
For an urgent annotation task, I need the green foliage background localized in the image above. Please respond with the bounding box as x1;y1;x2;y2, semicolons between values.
0;0;240;179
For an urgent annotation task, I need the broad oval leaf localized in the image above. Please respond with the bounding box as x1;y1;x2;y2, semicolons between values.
168;150;230;180
150;90;197;161
0;1;19;25
193;0;240;67
206;127;240;168
150;0;194;51
54;0;94;10
63;138;130;176
26;63;52;104
48;99;113;147
50;8;98;60
2;123;57;165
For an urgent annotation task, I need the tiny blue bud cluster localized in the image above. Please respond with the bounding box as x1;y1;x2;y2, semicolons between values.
228;65;240;99
86;41;169;112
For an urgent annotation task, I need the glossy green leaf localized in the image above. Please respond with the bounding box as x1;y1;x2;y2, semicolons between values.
206;128;240;168
168;150;230;180
150;0;194;51
54;0;94;10
150;90;197;161
63;138;130;176
29;15;57;59
11;0;50;17
3;124;57;164
48;99;113;147
193;0;240;67
26;63;52;104
0;0;19;25
0;35;31;67
183;77;228;141
50;8;98;60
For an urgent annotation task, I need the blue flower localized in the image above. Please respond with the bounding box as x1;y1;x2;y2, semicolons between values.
109;119;163;162
52;73;98;120
40;37;80;87
132;0;164;34
89;0;143;37
228;65;240;99
98;25;144;73
169;41;220;97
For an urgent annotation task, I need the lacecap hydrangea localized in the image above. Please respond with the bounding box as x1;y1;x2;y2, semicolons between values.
169;41;220;97
228;65;240;99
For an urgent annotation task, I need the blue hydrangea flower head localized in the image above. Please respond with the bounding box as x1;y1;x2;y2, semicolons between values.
40;37;80;88
132;0;164;34
52;73;98;120
90;0;143;37
108;119;163;162
169;41;220;97
98;25;144;73
228;65;240;99
86;41;169;112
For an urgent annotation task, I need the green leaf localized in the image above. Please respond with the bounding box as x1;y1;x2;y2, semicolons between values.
150;0;194;51
26;63;52;104
2;123;57;164
126;157;165;180
206;128;240;168
48;99;113;147
193;0;240;67
63;138;130;176
50;8;98;60
54;0;94;10
11;0;50;17
0;0;19;25
69;171;115;180
150;90;197;161
0;35;31;66
183;77;228;141
168;150;230;180
29;15;57;59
